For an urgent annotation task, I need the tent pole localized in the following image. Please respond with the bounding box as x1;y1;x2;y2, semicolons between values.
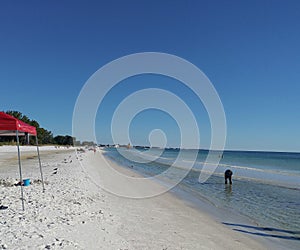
35;136;45;192
16;130;25;211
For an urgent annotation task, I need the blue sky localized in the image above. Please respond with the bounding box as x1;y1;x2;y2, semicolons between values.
1;0;300;152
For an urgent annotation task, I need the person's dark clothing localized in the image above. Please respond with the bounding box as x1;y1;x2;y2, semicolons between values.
225;169;233;184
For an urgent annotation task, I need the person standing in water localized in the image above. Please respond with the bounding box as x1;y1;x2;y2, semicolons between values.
224;169;233;184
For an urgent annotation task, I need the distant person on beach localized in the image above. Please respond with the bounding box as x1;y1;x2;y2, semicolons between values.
224;169;233;185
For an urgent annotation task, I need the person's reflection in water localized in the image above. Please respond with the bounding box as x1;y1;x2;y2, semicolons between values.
224;184;232;201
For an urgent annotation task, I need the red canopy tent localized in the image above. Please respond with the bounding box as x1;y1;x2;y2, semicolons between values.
0;112;45;210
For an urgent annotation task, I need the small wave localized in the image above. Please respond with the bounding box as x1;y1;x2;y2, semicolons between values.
104;149;300;189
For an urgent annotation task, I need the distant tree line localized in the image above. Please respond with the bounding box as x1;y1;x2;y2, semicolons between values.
0;111;75;146
53;135;74;145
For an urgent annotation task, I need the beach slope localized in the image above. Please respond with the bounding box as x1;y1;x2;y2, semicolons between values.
0;147;266;249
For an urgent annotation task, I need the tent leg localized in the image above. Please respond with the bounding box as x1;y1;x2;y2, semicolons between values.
35;136;45;192
16;131;25;211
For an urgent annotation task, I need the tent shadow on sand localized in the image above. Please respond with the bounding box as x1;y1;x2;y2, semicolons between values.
222;222;300;241
0;112;45;211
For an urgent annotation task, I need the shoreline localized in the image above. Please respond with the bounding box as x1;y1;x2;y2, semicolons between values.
82;150;268;249
101;149;300;250
0;147;295;249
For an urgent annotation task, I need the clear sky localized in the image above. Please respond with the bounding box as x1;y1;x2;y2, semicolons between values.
1;0;300;152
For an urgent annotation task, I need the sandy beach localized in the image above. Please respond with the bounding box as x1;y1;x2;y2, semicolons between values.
0;146;271;249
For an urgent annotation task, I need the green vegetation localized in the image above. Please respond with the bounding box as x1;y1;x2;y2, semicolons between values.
0;110;75;146
53;135;74;145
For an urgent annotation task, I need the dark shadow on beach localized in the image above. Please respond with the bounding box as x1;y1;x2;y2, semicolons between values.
223;222;300;241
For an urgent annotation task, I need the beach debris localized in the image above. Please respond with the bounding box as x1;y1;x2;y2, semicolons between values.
1;178;48;187
1;244;8;249
62;158;69;164
14;181;23;186
0;178;17;187
0;205;8;210
32;179;49;185
77;148;85;153
73;201;81;205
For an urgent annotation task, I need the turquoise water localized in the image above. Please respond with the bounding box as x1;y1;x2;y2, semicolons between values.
102;148;300;234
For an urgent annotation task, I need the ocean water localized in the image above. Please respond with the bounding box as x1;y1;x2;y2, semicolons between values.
102;148;300;234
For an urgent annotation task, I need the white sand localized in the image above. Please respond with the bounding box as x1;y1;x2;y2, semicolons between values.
0;145;72;153
0;146;269;249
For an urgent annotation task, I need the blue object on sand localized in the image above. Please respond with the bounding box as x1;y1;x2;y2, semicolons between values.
23;179;30;186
